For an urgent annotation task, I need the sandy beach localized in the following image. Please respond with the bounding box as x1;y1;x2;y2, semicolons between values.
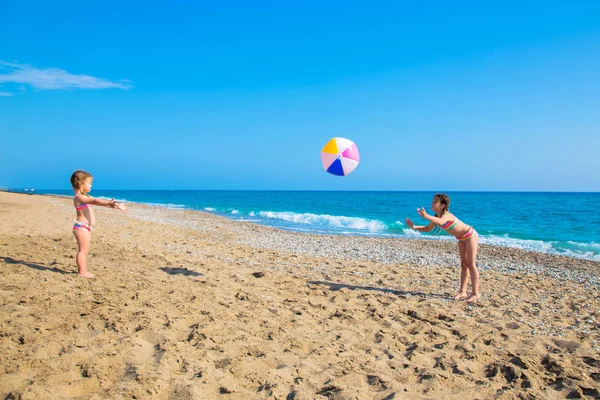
1;191;599;399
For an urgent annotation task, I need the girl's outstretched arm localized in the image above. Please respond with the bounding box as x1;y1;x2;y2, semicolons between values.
405;217;436;232
75;194;126;212
417;207;446;225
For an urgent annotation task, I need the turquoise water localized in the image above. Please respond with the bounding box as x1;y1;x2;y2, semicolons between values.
40;190;600;261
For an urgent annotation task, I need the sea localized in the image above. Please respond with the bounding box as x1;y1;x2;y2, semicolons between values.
38;190;600;261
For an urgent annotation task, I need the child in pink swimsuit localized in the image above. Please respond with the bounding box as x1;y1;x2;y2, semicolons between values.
71;170;127;278
405;193;480;303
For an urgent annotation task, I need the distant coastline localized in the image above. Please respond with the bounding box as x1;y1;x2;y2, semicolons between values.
0;188;37;194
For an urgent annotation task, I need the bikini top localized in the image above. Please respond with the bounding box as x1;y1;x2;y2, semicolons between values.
440;219;457;231
75;196;91;210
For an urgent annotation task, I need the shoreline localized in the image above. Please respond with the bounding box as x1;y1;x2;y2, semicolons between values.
38;192;600;264
2;191;600;399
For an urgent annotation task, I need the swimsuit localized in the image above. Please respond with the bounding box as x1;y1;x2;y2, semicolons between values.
439;219;477;241
440;220;457;231
73;220;93;232
458;226;477;241
74;199;92;231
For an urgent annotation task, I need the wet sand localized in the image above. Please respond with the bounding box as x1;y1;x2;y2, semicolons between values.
1;191;599;399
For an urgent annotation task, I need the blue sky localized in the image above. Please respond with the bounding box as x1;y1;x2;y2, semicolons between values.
1;1;599;191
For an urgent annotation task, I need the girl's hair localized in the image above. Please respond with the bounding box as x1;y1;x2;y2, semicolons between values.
434;193;450;217
70;170;92;190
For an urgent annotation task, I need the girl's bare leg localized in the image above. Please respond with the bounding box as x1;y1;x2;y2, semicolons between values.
73;229;93;278
465;236;480;302
454;241;469;300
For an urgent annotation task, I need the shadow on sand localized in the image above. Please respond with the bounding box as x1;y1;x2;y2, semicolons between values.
159;267;204;277
2;256;68;274
307;280;447;299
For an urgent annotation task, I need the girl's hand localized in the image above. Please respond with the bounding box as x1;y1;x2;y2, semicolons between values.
405;217;415;228
114;203;128;213
417;207;428;218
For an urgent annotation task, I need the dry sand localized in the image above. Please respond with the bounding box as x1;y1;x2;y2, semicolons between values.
1;191;599;399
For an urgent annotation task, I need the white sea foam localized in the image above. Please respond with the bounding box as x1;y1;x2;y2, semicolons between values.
257;211;386;232
479;234;600;260
241;218;261;223
566;240;600;251
97;196;130;203
479;234;554;252
230;210;240;215
561;241;600;261
204;207;216;212
143;202;186;209
402;228;423;237
559;249;600;262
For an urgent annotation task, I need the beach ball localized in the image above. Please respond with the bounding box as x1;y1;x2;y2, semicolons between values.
321;137;360;176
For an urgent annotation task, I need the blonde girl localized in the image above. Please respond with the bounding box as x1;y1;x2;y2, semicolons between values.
71;170;127;278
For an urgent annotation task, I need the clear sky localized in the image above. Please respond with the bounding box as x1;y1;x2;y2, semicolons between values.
1;1;599;191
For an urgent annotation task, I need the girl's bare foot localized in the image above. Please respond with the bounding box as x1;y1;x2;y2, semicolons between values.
78;271;94;278
466;294;480;303
453;292;468;300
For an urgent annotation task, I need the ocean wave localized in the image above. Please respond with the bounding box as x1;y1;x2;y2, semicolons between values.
256;211;387;232
480;234;599;261
402;228;425;238
142;202;186;209
566;240;600;251
559;241;600;261
480;234;554;252
97;196;130;203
